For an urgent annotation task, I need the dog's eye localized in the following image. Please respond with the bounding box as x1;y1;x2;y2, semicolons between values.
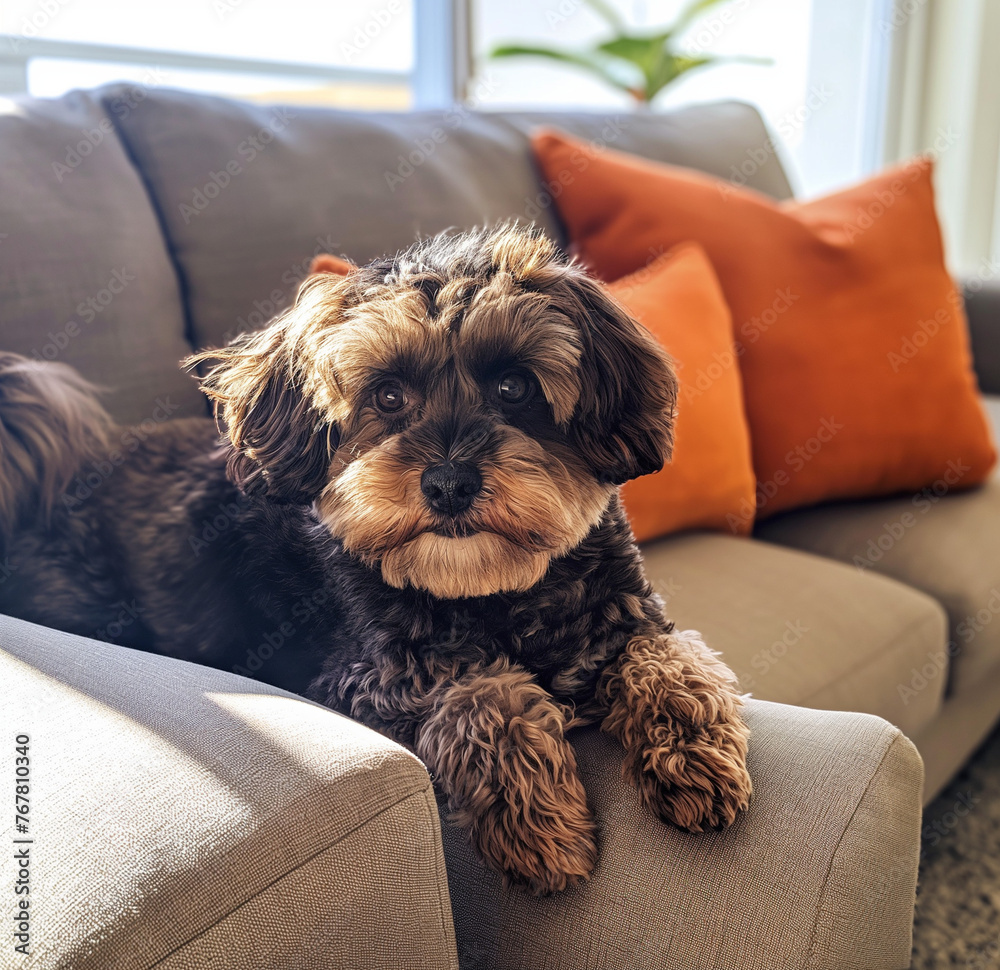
374;382;407;413
498;372;535;405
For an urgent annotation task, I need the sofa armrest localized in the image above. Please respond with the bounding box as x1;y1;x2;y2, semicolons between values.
962;277;1000;393
442;699;922;970
2;614;458;970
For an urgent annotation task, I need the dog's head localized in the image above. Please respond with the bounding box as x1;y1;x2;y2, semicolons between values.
189;226;677;599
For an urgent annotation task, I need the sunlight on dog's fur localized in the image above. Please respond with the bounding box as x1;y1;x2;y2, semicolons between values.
0;224;751;894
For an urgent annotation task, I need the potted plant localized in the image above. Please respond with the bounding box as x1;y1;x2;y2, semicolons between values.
490;0;769;108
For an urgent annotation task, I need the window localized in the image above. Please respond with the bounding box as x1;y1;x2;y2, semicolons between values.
0;0;419;108
472;0;892;198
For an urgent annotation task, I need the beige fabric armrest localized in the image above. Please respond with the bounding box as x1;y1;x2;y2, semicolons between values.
2;614;458;970
442;699;923;970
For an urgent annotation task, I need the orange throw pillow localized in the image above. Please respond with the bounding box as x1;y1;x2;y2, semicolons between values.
611;244;755;539
532;130;997;523
308;243;755;541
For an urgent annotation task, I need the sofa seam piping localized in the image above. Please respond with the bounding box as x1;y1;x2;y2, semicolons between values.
421;783;461;969
802;731;902;970
95;85;205;382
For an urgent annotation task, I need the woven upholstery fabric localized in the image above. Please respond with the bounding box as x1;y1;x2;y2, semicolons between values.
0;90;205;423
757;396;1000;699
441;699;923;970
157;789;454;970
2;614;458;970
639;532;948;737
101;86;790;352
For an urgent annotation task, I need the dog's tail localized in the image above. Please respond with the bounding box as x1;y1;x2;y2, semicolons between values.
0;352;113;538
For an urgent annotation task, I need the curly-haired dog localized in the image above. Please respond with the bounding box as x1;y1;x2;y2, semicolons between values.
0;225;751;893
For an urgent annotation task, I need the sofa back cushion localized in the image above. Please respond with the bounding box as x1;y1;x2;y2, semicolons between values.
0;91;206;423
103;86;792;351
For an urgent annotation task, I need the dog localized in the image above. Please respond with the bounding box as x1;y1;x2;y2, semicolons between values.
0;224;751;894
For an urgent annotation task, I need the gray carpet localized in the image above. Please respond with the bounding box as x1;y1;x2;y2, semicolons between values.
912;727;1000;968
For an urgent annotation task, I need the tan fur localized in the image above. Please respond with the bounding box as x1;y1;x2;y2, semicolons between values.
414;660;598;894
598;630;752;831
319;422;613;599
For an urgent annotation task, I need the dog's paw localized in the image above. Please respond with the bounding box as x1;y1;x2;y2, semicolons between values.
638;714;751;832
473;799;599;895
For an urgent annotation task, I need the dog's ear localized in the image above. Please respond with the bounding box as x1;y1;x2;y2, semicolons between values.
186;322;335;503
557;270;678;485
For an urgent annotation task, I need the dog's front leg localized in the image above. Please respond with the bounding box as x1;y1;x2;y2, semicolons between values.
599;629;752;831
414;660;598;895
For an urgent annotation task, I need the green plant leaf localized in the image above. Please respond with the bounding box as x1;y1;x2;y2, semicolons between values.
597;32;672;65
646;52;771;101
597;32;673;99
489;44;638;94
490;0;773;106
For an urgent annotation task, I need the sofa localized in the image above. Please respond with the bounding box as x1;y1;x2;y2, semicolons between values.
3;83;998;969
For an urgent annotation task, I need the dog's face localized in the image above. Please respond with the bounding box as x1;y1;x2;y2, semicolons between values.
191;227;677;599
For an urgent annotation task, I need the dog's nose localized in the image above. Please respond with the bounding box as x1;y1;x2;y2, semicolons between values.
421;461;482;516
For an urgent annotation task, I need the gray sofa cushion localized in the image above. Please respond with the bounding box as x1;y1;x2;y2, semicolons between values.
0;90;205;424
102;86;792;351
755;396;1000;700
640;532;948;737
